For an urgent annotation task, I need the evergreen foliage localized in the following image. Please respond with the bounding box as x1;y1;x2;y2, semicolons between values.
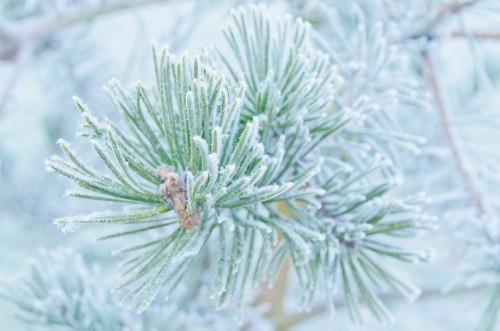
43;6;432;323
4;1;499;330
445;219;500;331
2;248;241;331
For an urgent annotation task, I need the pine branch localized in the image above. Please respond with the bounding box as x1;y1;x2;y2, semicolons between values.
46;5;436;324
48;33;326;312
2;247;242;331
306;4;436;323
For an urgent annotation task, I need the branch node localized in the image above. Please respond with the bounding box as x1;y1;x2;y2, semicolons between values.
157;166;199;229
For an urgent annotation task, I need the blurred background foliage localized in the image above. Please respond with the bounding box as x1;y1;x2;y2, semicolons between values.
1;0;500;330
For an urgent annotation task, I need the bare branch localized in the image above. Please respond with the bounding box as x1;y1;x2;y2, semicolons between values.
452;30;500;40
0;0;170;116
0;17;21;61
0;0;169;63
252;258;292;327
20;0;169;41
402;0;483;41
421;52;487;216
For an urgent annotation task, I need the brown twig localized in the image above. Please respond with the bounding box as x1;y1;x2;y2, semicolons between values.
0;17;21;61
251;203;293;330
275;304;328;331
452;30;500;40
421;53;486;216
252;257;292;328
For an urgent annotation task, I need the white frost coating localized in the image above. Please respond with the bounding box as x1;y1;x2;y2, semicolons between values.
38;5;440;322
53;218;80;233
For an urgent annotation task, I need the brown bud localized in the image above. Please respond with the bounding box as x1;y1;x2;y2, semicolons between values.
156;165;171;181
159;183;170;195
157;166;200;230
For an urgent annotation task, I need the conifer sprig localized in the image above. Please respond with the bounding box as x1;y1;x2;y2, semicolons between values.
45;6;433;322
46;40;328;313
2;248;241;331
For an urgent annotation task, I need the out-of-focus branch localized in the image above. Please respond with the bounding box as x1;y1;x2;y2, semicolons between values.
421;53;487;216
275;304;327;331
275;283;491;330
402;0;483;41
452;30;500;40
0;0;170;116
252;258;291;331
20;0;168;41
0;17;21;61
0;0;168;62
0;47;28;115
